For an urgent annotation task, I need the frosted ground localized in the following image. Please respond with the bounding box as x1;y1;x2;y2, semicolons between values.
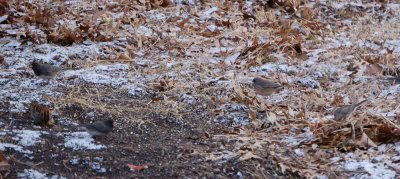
0;0;400;178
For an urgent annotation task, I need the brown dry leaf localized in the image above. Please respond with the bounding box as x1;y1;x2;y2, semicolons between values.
199;29;221;37
278;162;290;173
365;64;383;76
0;55;3;64
267;112;278;124
0;151;10;174
127;163;149;171
249;109;257;121
25;7;54;27
138;0;147;4
272;0;301;12
295;107;305;119
364;56;381;64
278;26;291;44
331;95;344;107
177;18;190;28
150;0;170;8
118;53;131;61
301;7;314;21
47;27;84;46
214;19;231;28
152;77;178;92
375;123;400;143
354;132;377;148
238;151;263;161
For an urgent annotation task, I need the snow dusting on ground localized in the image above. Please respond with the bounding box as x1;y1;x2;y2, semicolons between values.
1;0;400;178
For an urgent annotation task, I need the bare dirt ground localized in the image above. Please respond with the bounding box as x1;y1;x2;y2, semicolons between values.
1;0;400;178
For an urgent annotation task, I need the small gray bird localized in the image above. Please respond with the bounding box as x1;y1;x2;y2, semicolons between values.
31;61;63;80
252;77;283;96
82;119;114;136
333;100;367;122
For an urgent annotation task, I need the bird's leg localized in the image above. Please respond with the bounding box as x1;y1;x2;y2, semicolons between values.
351;121;355;140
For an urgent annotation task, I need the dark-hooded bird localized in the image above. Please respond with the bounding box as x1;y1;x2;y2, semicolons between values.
252;77;283;96
334;100;367;122
31;61;63;80
82;119;114;136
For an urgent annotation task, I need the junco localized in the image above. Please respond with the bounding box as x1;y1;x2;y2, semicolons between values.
333;100;367;122
82;119;114;136
31;61;63;80
252;77;283;96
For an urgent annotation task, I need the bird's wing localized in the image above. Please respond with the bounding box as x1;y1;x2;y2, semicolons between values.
258;80;281;88
94;123;112;133
265;82;282;88
334;105;352;119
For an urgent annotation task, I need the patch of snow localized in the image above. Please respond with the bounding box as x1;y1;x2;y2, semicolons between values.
95;63;129;72
372;155;385;162
125;84;147;97
232;116;250;126
173;0;197;6
260;63;298;75
237;171;244;179
343;160;396;179
207;24;217;32
74;72;128;86
395;142;400;155
182;94;196;104
63;132;106;150
377;144;388;153
70;158;80;165
297;77;320;89
85;112;96;119
202;7;218;18
379;85;400;99
50;175;67;179
4;39;21;47
17;169;48;179
294;148;304;157
137;26;153;37
9;101;27;113
0;15;7;23
283;127;315;146
317;175;329;179
147;11;167;21
57;117;80;127
0;143;32;154
208;47;235;54
94;157;103;162
91;162;107;173
308;117;324;123
392;156;400;162
224;52;240;65
13;130;48;147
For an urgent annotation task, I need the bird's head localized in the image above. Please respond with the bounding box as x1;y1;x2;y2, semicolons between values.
104;119;114;128
252;77;262;84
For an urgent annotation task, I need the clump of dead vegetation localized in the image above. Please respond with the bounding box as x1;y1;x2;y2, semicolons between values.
1;0;400;178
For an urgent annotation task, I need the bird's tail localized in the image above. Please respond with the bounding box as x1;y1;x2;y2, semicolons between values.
354;100;367;108
62;67;81;71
